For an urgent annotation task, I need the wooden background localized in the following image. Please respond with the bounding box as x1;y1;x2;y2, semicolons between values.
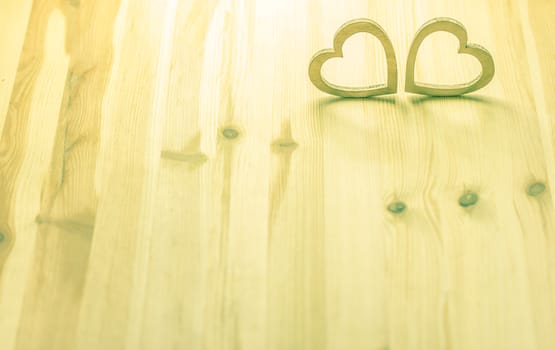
0;0;554;349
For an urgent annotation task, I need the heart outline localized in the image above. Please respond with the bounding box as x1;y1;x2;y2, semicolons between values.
309;18;398;98
405;17;495;96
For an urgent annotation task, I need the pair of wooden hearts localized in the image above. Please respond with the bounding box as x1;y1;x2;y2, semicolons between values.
309;17;495;97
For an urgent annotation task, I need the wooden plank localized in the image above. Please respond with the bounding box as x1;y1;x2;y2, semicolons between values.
13;1;124;349
0;1;70;349
525;0;555;185
72;0;178;348
316;2;390;350
135;1;220;348
0;0;33;135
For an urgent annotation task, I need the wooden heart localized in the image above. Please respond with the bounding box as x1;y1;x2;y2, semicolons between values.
309;18;398;98
405;17;495;96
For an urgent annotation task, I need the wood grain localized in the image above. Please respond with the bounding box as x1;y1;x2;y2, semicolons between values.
0;0;554;349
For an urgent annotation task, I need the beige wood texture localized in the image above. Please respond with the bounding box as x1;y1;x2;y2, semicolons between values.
0;0;554;350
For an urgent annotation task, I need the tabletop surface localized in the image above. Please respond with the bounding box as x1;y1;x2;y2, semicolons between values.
0;0;554;349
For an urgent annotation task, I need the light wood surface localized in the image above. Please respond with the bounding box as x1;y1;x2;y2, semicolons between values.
0;0;554;349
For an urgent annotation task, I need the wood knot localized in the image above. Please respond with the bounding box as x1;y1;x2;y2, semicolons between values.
387;201;406;215
459;192;479;207
272;138;298;153
161;150;208;165
222;127;240;140
0;231;9;245
527;182;546;197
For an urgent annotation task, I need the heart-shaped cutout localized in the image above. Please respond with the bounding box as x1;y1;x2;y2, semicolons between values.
405;17;495;96
309;18;398;98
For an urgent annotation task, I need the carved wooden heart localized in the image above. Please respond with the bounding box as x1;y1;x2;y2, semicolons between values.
309;19;398;98
405;17;495;96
